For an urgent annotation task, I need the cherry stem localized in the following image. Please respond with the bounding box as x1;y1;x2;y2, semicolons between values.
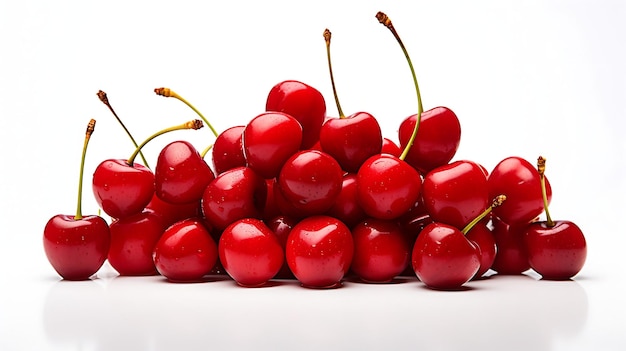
461;195;507;235
154;88;219;138
200;143;213;159
97;90;151;169
376;11;424;161
127;119;204;167
324;29;345;118
537;156;555;227
76;119;96;220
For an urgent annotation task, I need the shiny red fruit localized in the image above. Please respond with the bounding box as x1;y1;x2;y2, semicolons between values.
145;193;201;229
212;125;246;175
524;220;587;280
219;218;284;287
465;219;497;279
153;218;218;282
325;173;367;229
286;215;354;288
490;216;530;275
43;214;111;280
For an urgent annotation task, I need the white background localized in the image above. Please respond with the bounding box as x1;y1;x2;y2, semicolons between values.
1;0;625;350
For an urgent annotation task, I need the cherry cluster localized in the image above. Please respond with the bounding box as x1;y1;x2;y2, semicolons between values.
42;12;587;290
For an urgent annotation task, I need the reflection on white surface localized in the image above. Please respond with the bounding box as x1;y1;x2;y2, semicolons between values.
41;266;588;351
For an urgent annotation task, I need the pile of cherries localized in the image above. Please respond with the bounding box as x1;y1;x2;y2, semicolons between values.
43;12;587;290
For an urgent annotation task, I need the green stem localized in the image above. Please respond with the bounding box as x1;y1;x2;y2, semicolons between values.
376;11;423;161
97;90;151;169
127;119;204;166
200;143;213;159
461;195;507;235
154;88;219;138
76;119;96;220
537;156;554;227
324;29;345;118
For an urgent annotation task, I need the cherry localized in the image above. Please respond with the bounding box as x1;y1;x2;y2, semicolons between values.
412;195;505;290
201;166;267;231
285;215;354;288
154;140;215;204
108;209;165;276
490;216;531;275
319;29;382;173
265;80;326;149
219;218;284;287
351;219;410;283
242;111;303;179
381;138;402;158
265;215;298;279
376;12;461;176
92;119;203;219
153;218;218;282
277;149;344;216
43;119;110;280
465;218;497;279
422;160;489;230
325;173;367;229
488;156;552;225
211;125;246;175
145;192;201;229
523;157;587;280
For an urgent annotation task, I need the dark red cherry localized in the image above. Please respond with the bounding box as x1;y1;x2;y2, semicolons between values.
381;138;402;157
212;125;246;175
325;173;367;229
465;219;497;279
490;216;530;275
145;193;201;229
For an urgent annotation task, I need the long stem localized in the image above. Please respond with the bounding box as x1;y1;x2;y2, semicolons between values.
200;143;213;159
97;90;150;169
127;119;204;166
537;156;554;227
461;195;507;235
376;11;424;161
154;88;219;138
76;119;96;220
324;29;345;118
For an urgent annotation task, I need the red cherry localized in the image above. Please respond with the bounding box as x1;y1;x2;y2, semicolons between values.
212;125;246;175
356;154;422;220
351;219;410;283
243;111;303;179
219;218;284;287
153;218;218;282
412;222;480;290
92;159;154;219
524;220;587;280
422;160;489;230
155;140;215;205
108;209;165;276
490;216;530;275
44;215;111;280
145;193;201;229
201;166;267;231
266;215;297;279
286;215;354;288
277;149;343;216
398;107;461;174
465;219;497;279
381;138;402;157
265;80;326;149
325;173;367;229
488;156;552;225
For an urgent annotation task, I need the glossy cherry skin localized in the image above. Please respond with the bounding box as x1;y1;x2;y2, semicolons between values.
277;150;343;216
201;166;267;231
219;218;284;287
266;215;297;279
43;214;111;280
212;125;246;175
465;219;497;279
319;112;382;173
399;106;461;175
266;80;326;149
153;218;218;282
108;209;165;276
488;156;552;225
351;219;410;283
412;222;480;290
356;154;422;220
422;160;489;230
490;216;530;275
325;173;367;229
523;220;587;280
145;193;201;229
155;140;215;205
92;159;154;219
286;215;354;288
243;111;303;179
381;138;402;158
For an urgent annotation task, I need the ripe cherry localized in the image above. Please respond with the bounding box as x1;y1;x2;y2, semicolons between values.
490;216;531;275
153;218;218;282
286;215;354;288
325;173;367;229
145;193;201;229
43;119;110;280
265;80;326;149
219;218;284;287
265;215;297;279
465;218;497;279
211;125;246;175
243;111;303;179
523;157;587;280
